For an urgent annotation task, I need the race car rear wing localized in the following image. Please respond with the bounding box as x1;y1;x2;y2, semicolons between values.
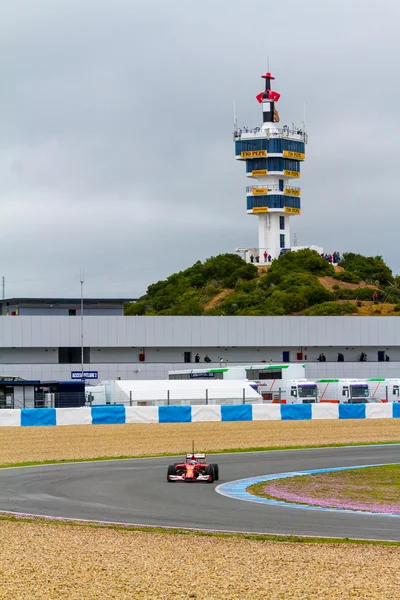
186;453;206;460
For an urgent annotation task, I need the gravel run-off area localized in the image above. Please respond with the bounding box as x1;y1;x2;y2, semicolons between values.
1;520;400;600
2;418;400;465
2;419;400;599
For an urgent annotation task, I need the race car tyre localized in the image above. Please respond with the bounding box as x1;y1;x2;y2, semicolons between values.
167;465;177;481
205;464;215;483
211;464;219;480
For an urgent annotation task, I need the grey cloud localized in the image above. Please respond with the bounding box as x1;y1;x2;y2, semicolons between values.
1;0;400;298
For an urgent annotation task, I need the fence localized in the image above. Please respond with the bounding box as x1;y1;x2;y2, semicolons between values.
0;388;267;410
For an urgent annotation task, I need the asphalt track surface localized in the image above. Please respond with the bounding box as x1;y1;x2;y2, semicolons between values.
1;445;400;541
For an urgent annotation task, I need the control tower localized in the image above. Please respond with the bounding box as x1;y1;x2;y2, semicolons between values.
234;71;307;262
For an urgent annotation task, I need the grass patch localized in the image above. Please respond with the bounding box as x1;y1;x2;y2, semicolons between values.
1;512;399;546
2;440;400;469
248;464;400;513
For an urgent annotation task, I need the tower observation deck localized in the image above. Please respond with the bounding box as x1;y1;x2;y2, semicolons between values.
234;71;308;263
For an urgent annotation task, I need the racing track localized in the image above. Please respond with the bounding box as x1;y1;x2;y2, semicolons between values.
1;445;400;541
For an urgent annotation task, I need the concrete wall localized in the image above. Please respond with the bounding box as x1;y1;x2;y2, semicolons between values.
0;361;399;383
0;316;399;381
0;345;397;365
1;315;400;348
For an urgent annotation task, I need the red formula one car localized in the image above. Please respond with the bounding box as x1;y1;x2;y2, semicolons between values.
167;453;219;483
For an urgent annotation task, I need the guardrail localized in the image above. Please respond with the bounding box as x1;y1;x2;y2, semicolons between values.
0;402;397;426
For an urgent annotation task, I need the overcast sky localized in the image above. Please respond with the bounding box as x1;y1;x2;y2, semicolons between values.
1;0;399;298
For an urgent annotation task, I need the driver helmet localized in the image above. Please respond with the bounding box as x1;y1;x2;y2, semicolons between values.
190;460;197;465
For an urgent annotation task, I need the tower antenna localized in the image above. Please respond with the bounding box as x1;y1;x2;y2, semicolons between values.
267;56;270;72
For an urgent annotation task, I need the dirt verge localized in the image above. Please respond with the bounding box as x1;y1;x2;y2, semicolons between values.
1;419;400;466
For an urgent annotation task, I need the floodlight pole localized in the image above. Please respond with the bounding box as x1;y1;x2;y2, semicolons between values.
80;270;84;382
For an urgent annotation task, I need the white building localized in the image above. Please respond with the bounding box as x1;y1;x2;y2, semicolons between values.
0;315;399;382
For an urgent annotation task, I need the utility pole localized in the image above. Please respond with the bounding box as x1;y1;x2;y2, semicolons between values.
80;269;84;381
1;277;4;300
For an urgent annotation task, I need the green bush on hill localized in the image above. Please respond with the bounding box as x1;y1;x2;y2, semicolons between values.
339;253;393;286
264;248;334;286
332;270;361;284
125;249;395;317
304;301;359;316
332;287;376;301
125;254;258;316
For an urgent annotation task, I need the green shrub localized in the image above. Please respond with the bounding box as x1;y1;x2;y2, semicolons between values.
394;305;400;312
333;270;361;284
339;253;393;286
305;301;358;316
263;249;334;286
333;287;376;301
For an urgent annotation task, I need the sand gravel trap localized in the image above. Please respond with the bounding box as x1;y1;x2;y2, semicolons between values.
1;418;400;466
0;520;399;600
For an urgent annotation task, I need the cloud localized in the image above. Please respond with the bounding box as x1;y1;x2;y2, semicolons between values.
1;0;399;297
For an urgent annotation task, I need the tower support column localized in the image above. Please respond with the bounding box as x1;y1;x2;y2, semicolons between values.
258;212;290;260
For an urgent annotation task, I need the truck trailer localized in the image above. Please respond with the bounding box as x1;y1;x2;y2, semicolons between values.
317;379;373;404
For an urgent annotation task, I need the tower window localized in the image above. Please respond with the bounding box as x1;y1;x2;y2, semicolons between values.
280;216;285;230
279;179;284;191
280;234;285;249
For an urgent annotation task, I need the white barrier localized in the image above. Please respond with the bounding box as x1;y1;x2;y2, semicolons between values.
56;407;92;426
191;405;221;422
125;406;159;424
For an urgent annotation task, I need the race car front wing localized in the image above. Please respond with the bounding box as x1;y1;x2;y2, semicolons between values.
167;474;212;482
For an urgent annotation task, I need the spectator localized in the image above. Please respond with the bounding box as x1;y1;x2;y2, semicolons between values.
195;353;200;363
337;352;344;362
268;255;272;263
373;292;378;304
359;352;367;362
317;353;326;362
263;251;268;263
255;255;260;263
204;354;212;363
250;255;254;263
386;354;390;362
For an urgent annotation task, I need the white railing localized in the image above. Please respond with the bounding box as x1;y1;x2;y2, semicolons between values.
246;185;301;194
234;126;308;143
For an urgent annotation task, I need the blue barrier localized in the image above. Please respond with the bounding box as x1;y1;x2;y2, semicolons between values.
281;404;312;421
2;402;399;427
21;408;57;427
221;405;252;422
339;404;366;420
91;405;126;425
158;406;192;423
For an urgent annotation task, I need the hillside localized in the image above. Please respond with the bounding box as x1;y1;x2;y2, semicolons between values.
124;250;400;317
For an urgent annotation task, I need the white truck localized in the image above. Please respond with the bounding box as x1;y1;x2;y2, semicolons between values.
367;379;400;402
286;380;319;404
316;379;373;404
